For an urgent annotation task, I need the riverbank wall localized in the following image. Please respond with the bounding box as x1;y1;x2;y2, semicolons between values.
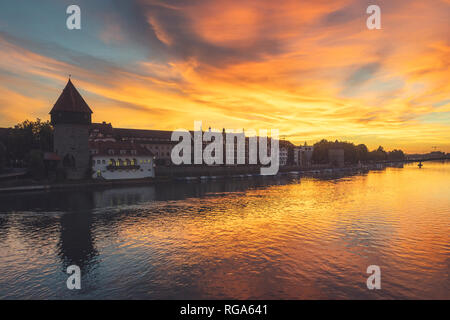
0;160;412;194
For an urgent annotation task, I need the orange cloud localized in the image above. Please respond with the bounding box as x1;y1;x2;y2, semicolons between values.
0;0;448;153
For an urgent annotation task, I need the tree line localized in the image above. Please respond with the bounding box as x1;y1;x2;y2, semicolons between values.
311;139;405;164
0;119;53;177
0;119;407;176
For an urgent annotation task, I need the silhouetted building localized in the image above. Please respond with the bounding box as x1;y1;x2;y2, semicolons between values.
294;143;314;167
279;140;295;166
49;79;297;177
50;79;93;179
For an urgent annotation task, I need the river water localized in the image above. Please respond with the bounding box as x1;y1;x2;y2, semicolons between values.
0;161;449;299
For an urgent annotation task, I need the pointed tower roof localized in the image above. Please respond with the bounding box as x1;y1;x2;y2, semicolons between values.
50;78;93;114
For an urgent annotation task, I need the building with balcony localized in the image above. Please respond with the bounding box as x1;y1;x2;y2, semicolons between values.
90;141;155;180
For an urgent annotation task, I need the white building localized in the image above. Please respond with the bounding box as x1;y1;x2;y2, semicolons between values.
90;141;155;180
89;123;175;166
294;143;314;167
280;146;289;166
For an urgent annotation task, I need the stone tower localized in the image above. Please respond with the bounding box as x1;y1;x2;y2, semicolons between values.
50;78;93;180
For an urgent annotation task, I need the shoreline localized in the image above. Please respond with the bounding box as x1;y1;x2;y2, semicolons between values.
2;160;443;194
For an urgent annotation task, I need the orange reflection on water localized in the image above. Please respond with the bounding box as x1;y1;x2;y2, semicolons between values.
113;162;449;299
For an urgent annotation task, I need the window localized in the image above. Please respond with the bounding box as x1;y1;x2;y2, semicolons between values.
108;149;114;155
102;160;106;164
97;160;101;164
120;150;126;155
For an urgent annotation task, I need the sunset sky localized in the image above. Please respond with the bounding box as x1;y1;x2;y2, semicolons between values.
0;0;449;153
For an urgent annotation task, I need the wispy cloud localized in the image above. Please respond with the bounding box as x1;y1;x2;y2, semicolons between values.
0;0;448;153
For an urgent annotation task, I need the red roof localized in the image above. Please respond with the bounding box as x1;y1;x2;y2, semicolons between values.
50;79;93;114
91;122;113;133
43;152;61;161
89;141;154;157
113;128;173;141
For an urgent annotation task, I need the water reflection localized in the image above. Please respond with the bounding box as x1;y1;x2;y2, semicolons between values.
0;177;304;213
0;162;449;299
58;211;98;274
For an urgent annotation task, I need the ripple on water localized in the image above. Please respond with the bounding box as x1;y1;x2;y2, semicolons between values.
0;162;449;299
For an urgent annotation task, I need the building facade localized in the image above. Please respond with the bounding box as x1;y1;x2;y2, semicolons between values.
50;79;92;180
50;79;157;181
90;141;155;180
49;79;301;178
89;124;175;166
280;146;289;166
293;143;314;167
279;140;294;166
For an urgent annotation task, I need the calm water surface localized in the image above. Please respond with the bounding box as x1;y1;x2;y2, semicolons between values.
0;162;449;299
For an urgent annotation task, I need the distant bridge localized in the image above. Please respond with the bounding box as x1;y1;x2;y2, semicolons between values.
404;156;449;162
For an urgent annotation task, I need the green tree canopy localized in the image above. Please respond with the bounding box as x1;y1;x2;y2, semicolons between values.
4;119;53;163
312;140;403;164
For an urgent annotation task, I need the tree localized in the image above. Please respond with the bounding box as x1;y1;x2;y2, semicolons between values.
312;139;369;164
4;119;53;166
312;140;402;164
356;144;369;162
312;139;332;164
368;146;387;161
13;118;53;152
388;149;405;161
